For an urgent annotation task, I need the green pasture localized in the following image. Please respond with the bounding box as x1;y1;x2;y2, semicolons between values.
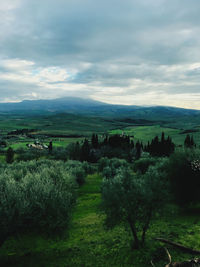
110;125;200;146
1;113;200;151
8;137;84;150
0;113;135;137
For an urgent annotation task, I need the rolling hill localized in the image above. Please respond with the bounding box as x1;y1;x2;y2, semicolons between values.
0;97;200;121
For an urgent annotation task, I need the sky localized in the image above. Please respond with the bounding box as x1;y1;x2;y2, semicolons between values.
1;0;200;109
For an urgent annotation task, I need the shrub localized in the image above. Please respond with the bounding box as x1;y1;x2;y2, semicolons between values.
49;147;67;161
98;157;129;178
82;161;97;174
133;157;158;174
16;148;47;161
0;160;78;248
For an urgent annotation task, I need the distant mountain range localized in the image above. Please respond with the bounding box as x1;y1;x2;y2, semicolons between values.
0;97;200;120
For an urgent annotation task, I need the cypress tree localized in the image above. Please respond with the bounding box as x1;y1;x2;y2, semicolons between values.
91;134;99;149
81;139;90;161
48;140;53;153
135;141;141;159
6;147;14;164
184;134;190;147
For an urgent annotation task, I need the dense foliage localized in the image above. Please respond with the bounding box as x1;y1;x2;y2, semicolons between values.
98;157;129;178
184;134;196;148
133;157;158;174
67;134;142;163
144;132;175;156
0;159;91;247
101;159;169;248
164;150;200;206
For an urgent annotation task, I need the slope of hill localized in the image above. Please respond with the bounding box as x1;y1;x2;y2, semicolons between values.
0;97;200;121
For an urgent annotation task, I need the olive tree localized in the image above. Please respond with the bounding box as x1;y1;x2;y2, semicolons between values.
0;160;78;248
101;164;168;248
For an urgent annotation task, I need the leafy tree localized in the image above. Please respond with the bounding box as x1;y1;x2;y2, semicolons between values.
101;165;168;248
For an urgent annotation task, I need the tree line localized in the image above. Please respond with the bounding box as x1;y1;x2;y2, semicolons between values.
4;132;197;164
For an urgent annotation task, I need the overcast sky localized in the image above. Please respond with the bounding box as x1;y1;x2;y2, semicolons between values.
1;0;200;108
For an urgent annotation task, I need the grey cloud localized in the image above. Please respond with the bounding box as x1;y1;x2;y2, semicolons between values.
2;0;199;65
0;0;200;107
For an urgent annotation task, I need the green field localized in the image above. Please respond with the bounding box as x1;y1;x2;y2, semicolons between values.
9;138;84;149
1;173;200;266
0;113;139;136
0;113;144;151
110;125;200;146
0;112;200;151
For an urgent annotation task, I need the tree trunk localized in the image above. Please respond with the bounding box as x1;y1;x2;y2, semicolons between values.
141;224;148;245
141;210;152;245
128;218;140;249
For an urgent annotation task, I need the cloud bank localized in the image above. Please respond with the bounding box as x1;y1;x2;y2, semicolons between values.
1;0;200;108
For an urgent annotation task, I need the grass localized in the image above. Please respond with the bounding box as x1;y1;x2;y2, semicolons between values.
0;113;139;136
0;112;145;152
9;137;84;150
1;173;200;266
0;155;5;163
110;125;200;146
1;112;200;150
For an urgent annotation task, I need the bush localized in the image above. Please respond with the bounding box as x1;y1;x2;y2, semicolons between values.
133;158;158;174
64;160;95;185
49;147;68;161
0;160;78;247
82;161;97;174
16;148;47;161
98;157;129;178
